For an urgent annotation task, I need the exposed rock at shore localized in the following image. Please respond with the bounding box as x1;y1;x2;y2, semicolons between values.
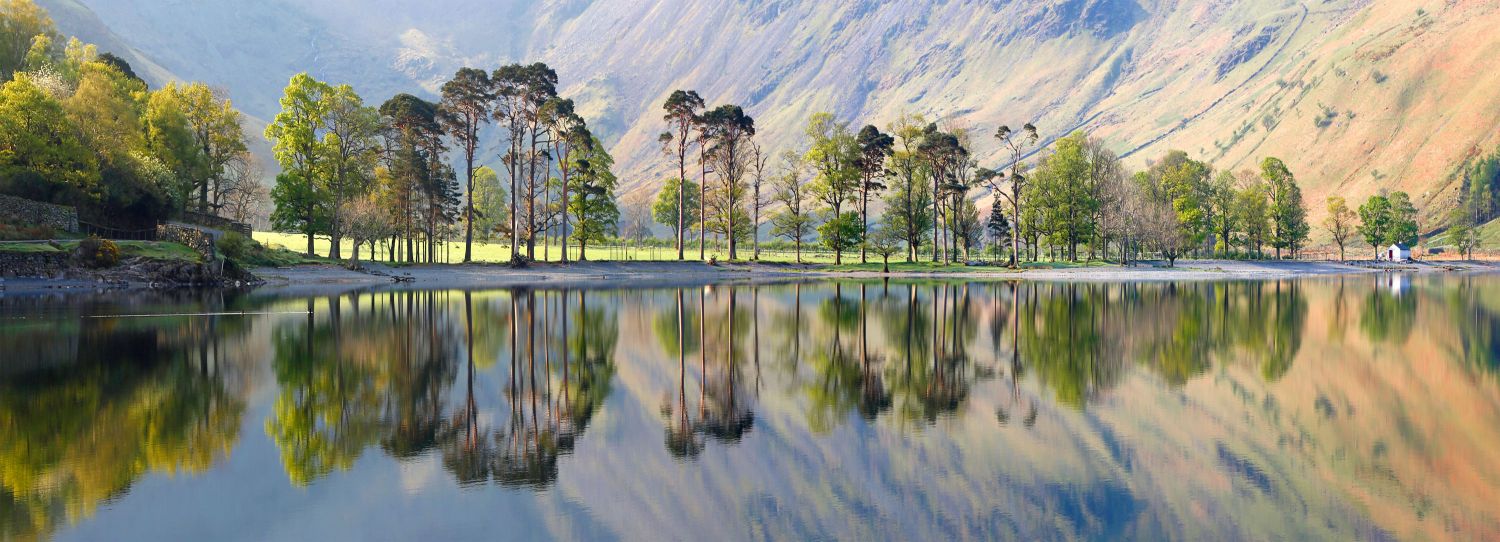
0;252;262;289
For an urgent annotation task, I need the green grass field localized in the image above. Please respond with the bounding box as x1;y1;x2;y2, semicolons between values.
251;231;1126;273
254;231;866;265
0;240;201;262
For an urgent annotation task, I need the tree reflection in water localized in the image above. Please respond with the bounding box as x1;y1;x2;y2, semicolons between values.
0;293;250;540
17;276;1500;540
265;288;618;489
662;286;755;458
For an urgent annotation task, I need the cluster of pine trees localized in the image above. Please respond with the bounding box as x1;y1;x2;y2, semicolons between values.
0;0;253;230
265;63;619;263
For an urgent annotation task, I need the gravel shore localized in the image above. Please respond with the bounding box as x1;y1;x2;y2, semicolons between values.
245;258;1500;291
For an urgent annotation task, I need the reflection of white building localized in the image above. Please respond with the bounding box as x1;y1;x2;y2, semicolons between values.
1384;244;1411;262
1383;273;1410;296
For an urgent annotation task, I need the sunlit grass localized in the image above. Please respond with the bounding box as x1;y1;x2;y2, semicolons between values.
251;231;1133;272
0;240;202;262
253;231;861;265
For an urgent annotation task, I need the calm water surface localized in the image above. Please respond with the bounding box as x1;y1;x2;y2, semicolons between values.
3;276;1500;541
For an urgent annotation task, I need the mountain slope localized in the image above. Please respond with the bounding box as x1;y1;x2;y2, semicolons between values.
44;0;1500;226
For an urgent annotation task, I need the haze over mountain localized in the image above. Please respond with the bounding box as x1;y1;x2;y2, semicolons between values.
40;0;1500;224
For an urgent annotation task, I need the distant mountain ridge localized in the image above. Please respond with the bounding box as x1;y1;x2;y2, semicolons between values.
40;0;1500;225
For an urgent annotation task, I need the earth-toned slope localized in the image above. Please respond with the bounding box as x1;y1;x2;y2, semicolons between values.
30;0;177;86
47;0;1500;227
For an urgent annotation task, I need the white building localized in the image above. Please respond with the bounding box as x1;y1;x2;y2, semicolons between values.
1384;244;1411;262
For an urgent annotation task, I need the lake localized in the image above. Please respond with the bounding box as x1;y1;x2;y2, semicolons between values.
3;275;1499;541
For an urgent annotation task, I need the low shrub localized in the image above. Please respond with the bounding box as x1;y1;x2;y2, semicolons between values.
76;236;120;268
217;231;254;262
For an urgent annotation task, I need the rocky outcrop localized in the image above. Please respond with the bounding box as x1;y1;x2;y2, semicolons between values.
0;252;70;278
1;253;261;288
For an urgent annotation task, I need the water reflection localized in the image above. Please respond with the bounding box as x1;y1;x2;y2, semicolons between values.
3;276;1500;540
0;293;250;540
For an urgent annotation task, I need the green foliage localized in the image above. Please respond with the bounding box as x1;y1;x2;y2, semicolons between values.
805;112;861;215
986;202;1011;259
867;219;905;268
75;235;118;268
1357;195;1393;252
0;73;97;198
269;172;327;253
653;177;701;239
1385;191;1419;247
818;211;864;262
1;5;248;228
1263;157;1309;257
471;166;508;239
1447;202;1480;259
0;0;57;81
568;136;619;252
216;231;253;262
1026;132;1098;260
1323;196;1357;260
1234;182;1271;255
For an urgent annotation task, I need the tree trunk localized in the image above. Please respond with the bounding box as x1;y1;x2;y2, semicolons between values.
464;150;475;263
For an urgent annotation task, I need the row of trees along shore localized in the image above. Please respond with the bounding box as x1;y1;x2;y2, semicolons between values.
652;101;1326;268
1;0;257;231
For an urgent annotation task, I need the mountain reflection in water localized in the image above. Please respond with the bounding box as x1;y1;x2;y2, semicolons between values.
2;276;1499;541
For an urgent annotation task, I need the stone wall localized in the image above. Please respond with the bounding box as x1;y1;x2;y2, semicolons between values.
179;211;252;236
156;223;217;261
0;251;69;278
0;194;79;233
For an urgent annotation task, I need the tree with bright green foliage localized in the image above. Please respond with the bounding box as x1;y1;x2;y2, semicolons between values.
1357;194;1393;258
805;112;861;264
265;73;332;255
653;177;700;244
568;136;618;260
818;211;864;261
1205;171;1239;255
0;0;56;81
1323;196;1356;261
1447;202;1480;259
0;72;96;193
1236;181;1271;257
470;166;508;240
2;5;251;229
1263;157;1309;258
1025;131;1097;261
1386;191;1419;248
885;113;934;262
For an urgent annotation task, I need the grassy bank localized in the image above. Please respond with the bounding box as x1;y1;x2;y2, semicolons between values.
252;231;1099;269
0;240;202;262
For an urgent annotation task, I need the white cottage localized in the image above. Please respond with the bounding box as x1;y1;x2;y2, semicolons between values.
1384;244;1411;262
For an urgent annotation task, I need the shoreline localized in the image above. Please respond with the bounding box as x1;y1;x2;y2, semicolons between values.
245;258;1500;291
6;259;1496;297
